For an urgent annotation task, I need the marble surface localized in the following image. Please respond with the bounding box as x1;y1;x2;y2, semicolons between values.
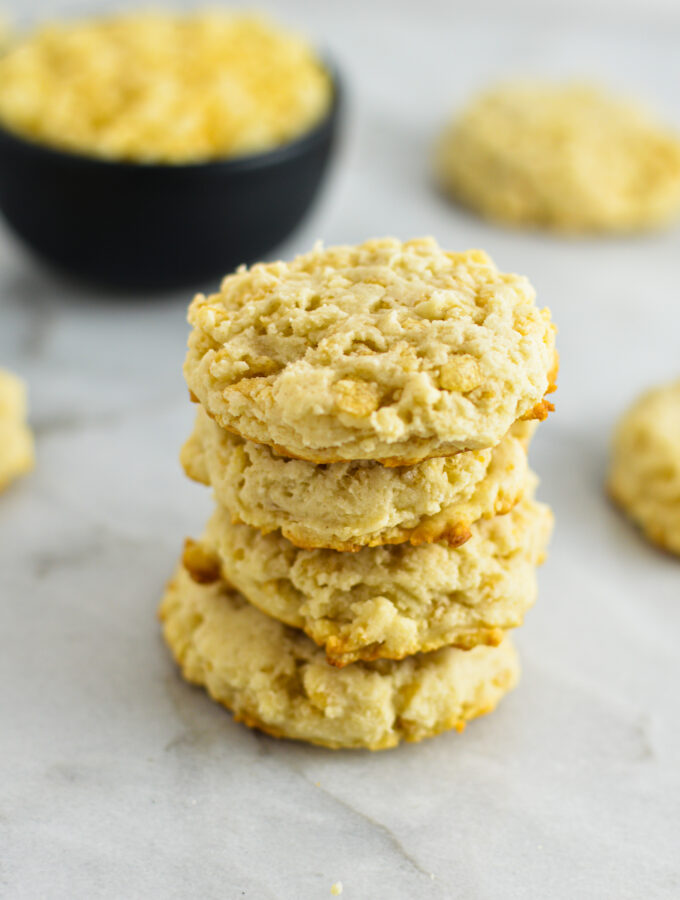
1;3;679;898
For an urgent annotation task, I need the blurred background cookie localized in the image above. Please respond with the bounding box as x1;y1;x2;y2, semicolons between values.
0;368;33;492
436;82;680;232
609;379;680;555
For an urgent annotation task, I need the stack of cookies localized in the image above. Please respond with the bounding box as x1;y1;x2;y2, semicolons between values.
160;238;557;750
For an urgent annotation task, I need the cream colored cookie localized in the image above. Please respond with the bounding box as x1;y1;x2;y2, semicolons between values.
182;407;536;550
436;82;680;232
0;369;34;491
609;379;680;555
183;479;552;666
160;563;520;750
184;238;556;463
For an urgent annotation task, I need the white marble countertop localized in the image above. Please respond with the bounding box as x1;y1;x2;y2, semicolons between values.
1;2;679;898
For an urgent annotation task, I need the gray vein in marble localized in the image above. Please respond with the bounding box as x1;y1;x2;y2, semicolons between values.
159;677;442;890
17;300;56;360
30;541;105;580
299;777;441;888
632;715;655;762
32;394;182;438
162;674;233;757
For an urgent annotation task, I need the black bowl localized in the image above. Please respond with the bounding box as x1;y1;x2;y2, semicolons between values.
0;69;341;290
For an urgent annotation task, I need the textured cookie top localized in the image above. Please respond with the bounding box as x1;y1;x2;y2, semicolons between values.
160;564;519;750
185;238;555;462
609;379;680;555
0;368;34;491
436;83;680;232
0;12;331;163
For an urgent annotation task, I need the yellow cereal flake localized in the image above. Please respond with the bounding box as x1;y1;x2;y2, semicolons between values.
332;380;380;418
439;355;482;392
0;12;331;163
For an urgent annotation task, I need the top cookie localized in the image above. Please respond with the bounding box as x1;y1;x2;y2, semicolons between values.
436;83;680;232
184;238;556;463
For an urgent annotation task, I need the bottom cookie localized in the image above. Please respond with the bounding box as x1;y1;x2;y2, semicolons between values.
159;563;520;750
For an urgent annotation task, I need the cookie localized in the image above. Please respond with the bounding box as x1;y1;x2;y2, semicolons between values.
0;369;34;492
609;379;680;555
181;407;536;551
160;563;520;750
436;82;680;232
183;479;552;666
184;238;556;463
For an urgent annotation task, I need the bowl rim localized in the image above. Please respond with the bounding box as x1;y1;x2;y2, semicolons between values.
0;59;341;173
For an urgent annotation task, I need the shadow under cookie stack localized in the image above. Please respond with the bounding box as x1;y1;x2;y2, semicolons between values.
160;238;557;751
